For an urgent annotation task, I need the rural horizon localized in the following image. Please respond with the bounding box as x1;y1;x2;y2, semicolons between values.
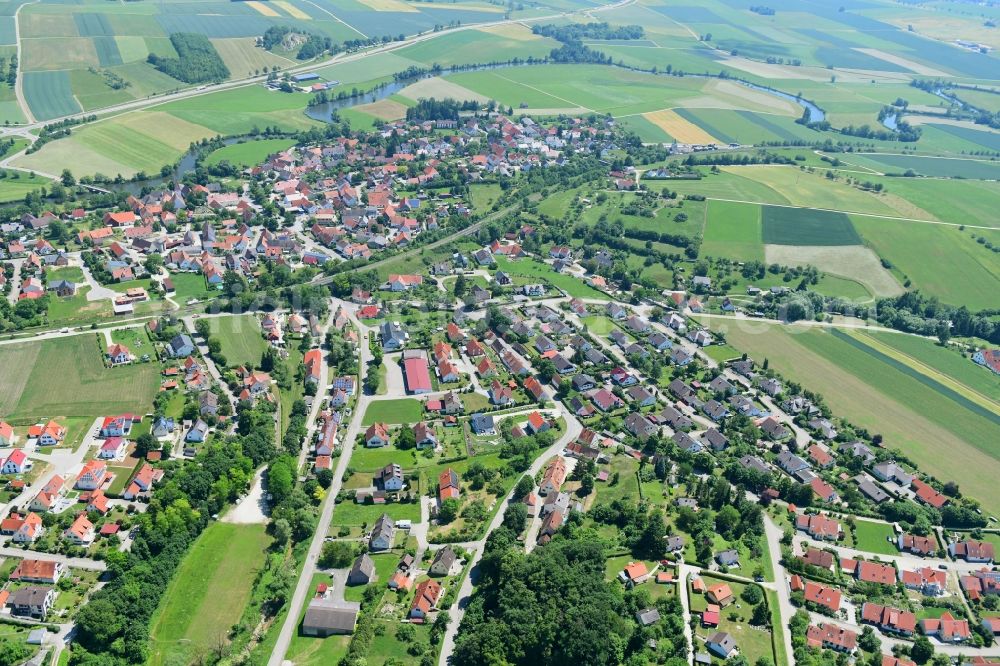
0;0;997;665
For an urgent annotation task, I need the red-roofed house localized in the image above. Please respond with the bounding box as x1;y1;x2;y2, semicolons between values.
303;349;323;384
921;612;971;643
861;603;916;636
900;567;947;596
856;560;897;586
106;343;133;366
403;357;432;394
438;468;460;503
803;581;842;613
409;579;442;619
76;460;109;490
64;513;95;545
1;449;30;475
810;477;839;503
806;624;856;653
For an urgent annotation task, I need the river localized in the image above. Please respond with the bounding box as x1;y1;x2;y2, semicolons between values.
104;63;829;193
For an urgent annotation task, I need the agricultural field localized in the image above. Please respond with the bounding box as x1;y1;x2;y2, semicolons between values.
15;81;324;177
396;24;559;66
0;334;160;420
701;199;762;261
700;320;1000;517
761;205;861;246
14;0;473;122
148;523;272;666
850;215;1000;310
845;153;1000;180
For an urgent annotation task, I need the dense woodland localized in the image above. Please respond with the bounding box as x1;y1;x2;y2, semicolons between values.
533;22;644;64
452;526;687;666
148;33;230;84
261;26;332;60
405;97;480;122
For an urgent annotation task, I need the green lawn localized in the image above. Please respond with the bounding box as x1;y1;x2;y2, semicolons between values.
203;138;297;168
169;272;215;303
148;523;271;666
580;315;618;335
0;171;52;202
361;398;423;426
493;256;609;300
350;444;439;473
208;314;267;368
853;520;897;556
330;500;421;527
0;334;160;419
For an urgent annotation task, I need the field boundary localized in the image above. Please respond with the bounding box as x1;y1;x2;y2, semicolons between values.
830;329;1000;427
849;330;1000;416
704;196;1000;231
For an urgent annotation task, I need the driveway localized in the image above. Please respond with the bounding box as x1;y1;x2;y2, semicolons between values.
222;466;269;524
5;258;22;304
79;264;117;302
382;353;405;396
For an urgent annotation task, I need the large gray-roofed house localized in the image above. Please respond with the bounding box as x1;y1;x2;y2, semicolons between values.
302;599;361;636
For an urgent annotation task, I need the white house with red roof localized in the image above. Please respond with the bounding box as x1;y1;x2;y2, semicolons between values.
100;414;136;438
63;513;95;546
1;449;30;475
0;422;12;447
123;463;162;500
76;460;109;490
106;343;133;366
98;437;126;460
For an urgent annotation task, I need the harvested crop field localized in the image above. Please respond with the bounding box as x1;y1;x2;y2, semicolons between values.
852;48;947;76
477;23;538;40
763;244;901;298
691;79;800;115
642;108;715;144
355;0;418;11
761;205;862;246
353;98;408;120
399;76;487;103
245;0;280;16
272;0;311;18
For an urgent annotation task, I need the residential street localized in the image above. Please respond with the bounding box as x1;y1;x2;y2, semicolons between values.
436;408;583;665
269;304;372;666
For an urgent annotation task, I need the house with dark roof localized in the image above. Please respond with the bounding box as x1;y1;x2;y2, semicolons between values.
369;513;394;551
429;546;457;576
347;553;375;585
706;632;737;659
